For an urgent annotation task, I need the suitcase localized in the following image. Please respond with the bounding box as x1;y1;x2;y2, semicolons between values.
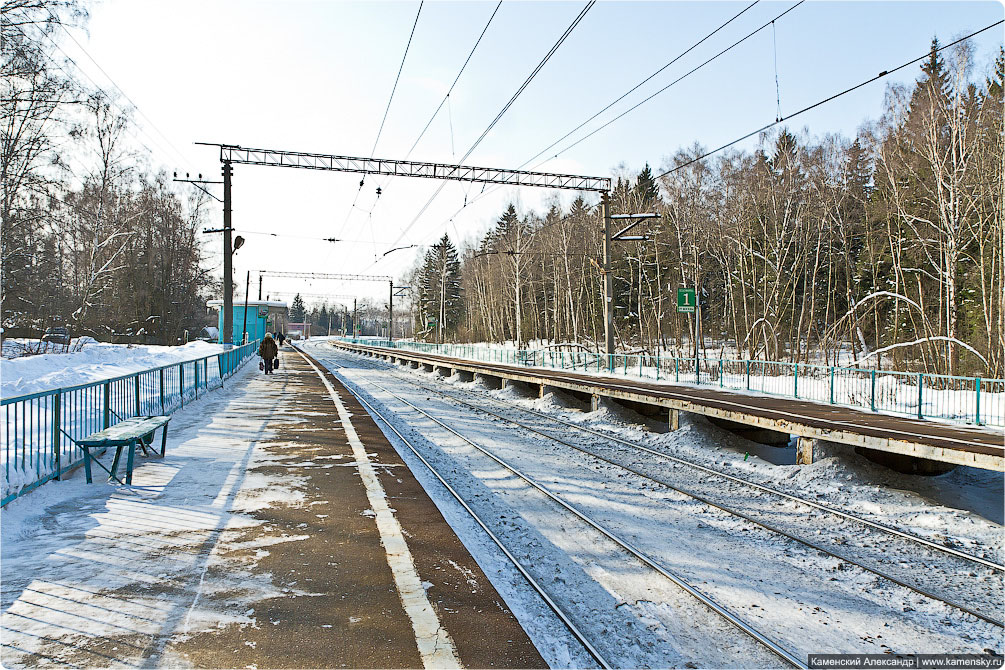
274;358;280;369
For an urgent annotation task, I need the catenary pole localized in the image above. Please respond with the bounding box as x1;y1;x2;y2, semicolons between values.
222;161;234;345
601;191;614;356
389;280;394;340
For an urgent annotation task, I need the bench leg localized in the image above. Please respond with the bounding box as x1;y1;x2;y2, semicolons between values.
126;440;136;485
109;446;124;481
83;448;93;484
160;425;168;457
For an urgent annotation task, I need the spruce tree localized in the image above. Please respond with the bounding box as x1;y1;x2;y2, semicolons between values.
633;163;661;209
290;293;306;322
419;234;463;343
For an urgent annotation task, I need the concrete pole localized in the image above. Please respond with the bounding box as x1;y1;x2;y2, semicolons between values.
258;274;262;300
353;298;358;337
222;161;234;345
601;190;614;356
389;280;394;341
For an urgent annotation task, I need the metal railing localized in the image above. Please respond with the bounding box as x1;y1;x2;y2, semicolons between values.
1;341;260;506
338;338;1004;428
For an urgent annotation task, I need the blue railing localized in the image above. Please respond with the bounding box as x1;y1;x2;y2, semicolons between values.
1;341;259;506
338;338;1004;428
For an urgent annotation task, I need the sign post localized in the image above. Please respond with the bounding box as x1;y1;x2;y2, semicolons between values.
677;287;700;381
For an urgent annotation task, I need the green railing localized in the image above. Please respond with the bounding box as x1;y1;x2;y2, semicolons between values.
338;338;1004;428
1;340;259;506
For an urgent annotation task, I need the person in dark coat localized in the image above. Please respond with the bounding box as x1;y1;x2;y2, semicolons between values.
277;332;286;346
259;333;279;374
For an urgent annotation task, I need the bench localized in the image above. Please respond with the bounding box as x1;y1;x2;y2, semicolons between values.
76;416;171;485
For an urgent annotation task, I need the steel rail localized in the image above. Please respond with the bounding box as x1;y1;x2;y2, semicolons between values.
309;346;806;668
294;347;612;670
348;359;1003;628
340;342;1005;568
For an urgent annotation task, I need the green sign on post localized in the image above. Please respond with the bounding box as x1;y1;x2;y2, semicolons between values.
677;287;696;313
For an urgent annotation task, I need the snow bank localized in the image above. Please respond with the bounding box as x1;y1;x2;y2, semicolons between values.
1;340;225;399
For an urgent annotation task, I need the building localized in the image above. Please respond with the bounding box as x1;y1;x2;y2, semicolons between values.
207;300;288;345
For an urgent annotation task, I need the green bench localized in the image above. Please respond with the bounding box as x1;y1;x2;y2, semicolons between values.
77;416;171;485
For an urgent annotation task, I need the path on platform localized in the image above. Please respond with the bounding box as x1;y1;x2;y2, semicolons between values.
1;348;545;669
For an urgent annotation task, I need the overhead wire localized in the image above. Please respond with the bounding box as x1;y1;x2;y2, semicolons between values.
377;0;597;259
404;0;504;160
543;1;804;162
332;1;424;256
370;1;425;159
372;0;785;264
656;18;1004;178
518;0;761;171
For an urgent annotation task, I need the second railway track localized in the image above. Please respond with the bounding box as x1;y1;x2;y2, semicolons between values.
313;342;1005;635
301;347;805;667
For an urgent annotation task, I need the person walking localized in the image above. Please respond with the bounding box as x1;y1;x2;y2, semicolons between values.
259;333;279;375
277;331;286;347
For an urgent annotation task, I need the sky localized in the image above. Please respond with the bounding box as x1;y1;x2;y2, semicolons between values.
50;0;1004;306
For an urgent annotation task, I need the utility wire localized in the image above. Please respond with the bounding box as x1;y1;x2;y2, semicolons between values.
375;1;782;260
519;0;761;170
656;19;1004;179
335;1;424;243
380;0;596;256
405;0;503;159
548;1;803;162
371;0;424;158
460;0;595;165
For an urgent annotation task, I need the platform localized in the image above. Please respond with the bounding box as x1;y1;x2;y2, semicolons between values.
336;341;1005;472
0;348;544;669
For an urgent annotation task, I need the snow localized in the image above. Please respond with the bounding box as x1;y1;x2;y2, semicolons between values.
3;338;1001;669
1;340;227;399
307;341;1004;664
354;338;1005;427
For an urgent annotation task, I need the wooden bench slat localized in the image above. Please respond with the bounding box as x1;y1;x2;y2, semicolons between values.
79;416;170;446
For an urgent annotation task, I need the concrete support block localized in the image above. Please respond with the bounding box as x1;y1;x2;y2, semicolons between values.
796;436;816;465
501;378;510;389
590;394;601;412
669;409;680;432
474;373;502;389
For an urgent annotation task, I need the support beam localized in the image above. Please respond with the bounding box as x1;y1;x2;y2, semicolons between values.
214;144;611;192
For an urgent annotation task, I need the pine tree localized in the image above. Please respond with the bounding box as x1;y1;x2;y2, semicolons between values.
291;293;306;322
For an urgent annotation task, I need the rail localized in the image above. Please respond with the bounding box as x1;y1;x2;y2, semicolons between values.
1;340;260;506
337;338;1004;428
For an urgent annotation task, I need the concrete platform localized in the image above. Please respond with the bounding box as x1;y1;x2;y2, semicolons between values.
336;341;1005;472
0;348;544;669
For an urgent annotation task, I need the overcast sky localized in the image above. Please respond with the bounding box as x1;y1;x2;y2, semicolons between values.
55;0;1004;306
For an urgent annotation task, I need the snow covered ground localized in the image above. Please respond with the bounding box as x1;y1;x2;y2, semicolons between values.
1;340;226;399
306;340;1004;663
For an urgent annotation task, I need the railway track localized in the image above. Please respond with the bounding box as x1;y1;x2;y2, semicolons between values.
300;346;804;668
319;342;1005;630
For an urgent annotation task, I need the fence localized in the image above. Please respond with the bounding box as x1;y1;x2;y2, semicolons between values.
1;340;259;506
339;338;1004;428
